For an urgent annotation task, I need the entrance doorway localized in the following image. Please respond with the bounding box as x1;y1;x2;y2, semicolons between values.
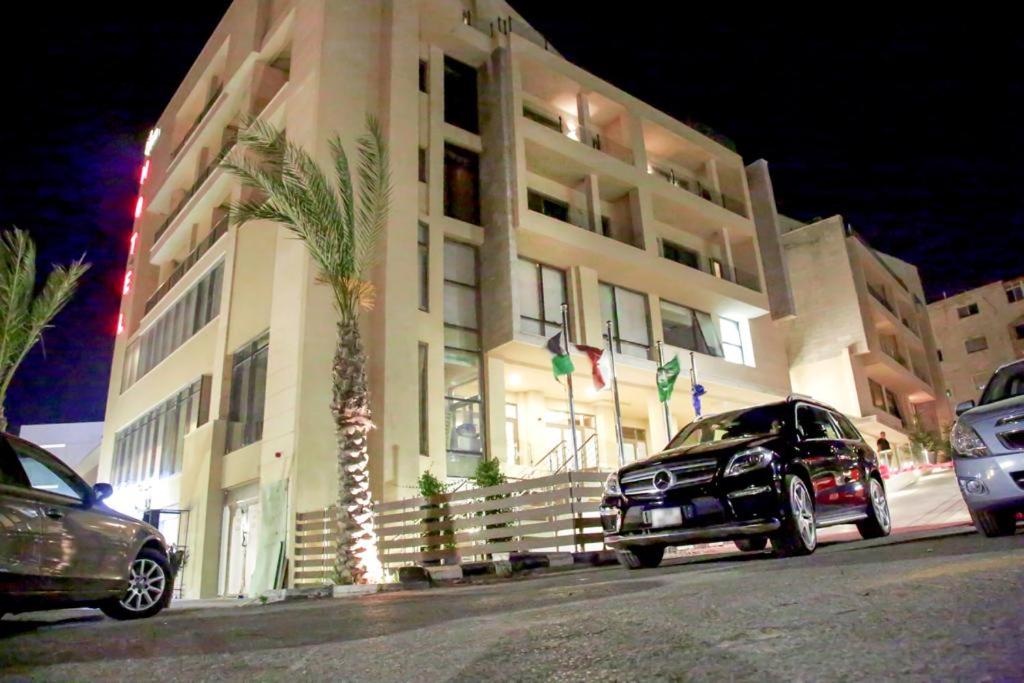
543;411;598;470
220;483;260;597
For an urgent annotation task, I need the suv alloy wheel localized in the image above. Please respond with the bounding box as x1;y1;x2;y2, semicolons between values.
857;477;892;539
772;475;817;557
970;509;1018;537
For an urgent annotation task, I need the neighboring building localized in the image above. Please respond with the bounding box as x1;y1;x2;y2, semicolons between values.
99;0;794;598
928;277;1024;408
776;216;950;462
18;421;104;480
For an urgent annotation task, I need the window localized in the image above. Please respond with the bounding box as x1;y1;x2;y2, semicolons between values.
418;222;429;311
869;379;887;412
957;302;980;318
227;332;270;452
10;441;87;501
1014;323;1024;341
527;190;569;223
622;426;648;463
419;343;429;456
443;56;478;133
418;147;427;184
111;377;210;486
719;317;745;365
444;240;484;477
659;300;722;357
122;263;224;390
600;283;651;359
443;144;480;226
1005;281;1024;304
834;413;863;441
661;240;700;270
516;259;567;336
937;349;944;362
418;59;428;93
884;388;903;422
965;336;989;354
796;405;842;441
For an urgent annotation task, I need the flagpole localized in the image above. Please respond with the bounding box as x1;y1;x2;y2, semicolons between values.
606;320;626;467
656;341;673;444
561;303;580;471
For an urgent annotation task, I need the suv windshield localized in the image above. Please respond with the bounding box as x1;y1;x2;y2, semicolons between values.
667;404;788;449
980;363;1024;405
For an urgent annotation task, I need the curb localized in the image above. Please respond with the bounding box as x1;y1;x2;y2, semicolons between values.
399;550;621;588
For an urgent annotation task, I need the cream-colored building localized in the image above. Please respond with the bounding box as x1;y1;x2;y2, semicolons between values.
928;277;1024;408
98;0;808;598
776;215;950;458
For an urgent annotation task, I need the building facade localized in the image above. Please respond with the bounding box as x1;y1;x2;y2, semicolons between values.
97;0;884;599
928;277;1024;408
776;216;950;462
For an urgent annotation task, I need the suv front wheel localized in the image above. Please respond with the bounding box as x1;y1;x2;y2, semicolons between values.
101;548;173;620
616;544;665;570
971;509;1018;537
772;475;817;557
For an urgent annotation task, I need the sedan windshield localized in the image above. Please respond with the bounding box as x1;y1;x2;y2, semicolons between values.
980;363;1024;405
667;404;788;449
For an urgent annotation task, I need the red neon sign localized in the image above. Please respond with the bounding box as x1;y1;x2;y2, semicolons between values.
129;232;138;256
140;159;150;185
117;312;125;335
122;269;133;296
134;196;144;219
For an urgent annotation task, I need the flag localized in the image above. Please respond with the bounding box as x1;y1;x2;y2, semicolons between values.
656;355;681;403
692;383;707;416
546;329;574;378
576;345;610;391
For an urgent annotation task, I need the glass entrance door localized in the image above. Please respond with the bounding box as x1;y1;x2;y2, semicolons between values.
543;411;597;471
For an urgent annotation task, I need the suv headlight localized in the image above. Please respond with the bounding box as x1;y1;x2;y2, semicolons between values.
724;447;775;477
951;420;989;457
604;473;622;496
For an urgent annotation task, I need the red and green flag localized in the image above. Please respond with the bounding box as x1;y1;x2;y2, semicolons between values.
577;345;610;391
546;329;574;378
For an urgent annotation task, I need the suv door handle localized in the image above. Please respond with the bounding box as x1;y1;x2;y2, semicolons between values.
44;507;64;520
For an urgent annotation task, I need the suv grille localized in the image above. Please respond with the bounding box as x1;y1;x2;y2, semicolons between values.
997;430;1024;451
620;458;718;496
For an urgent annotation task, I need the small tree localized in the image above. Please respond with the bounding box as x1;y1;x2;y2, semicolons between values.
417;471;453;558
473;458;511;548
0;228;89;432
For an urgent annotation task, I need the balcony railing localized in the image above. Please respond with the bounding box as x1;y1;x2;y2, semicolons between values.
647;155;747;218
867;283;894;314
153;133;237;245
661;250;761;293
170;86;224;159
145;215;229;314
572;125;633;164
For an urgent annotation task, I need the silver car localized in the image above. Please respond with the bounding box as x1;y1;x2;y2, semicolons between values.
0;433;175;620
950;359;1024;536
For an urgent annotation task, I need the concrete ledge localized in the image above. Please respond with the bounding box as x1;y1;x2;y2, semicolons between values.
333;584;382;598
573;550;618;566
260;585;333;604
425;565;464;582
545;552;575;568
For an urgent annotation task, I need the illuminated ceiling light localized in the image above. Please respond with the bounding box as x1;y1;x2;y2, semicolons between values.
507;373;523;388
140;159;150;185
123;269;133;296
117;312;125;335
134;196;144;219
144;128;161;157
128;232;138;256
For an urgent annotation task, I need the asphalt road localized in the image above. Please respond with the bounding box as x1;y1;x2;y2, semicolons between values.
3;515;1022;682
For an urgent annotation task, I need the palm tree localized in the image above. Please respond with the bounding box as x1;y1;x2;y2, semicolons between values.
0;228;89;432
222;117;390;584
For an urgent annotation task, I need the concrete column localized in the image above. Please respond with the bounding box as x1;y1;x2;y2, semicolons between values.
595;402;617;470
629;187;657;252
571;265;602;347
575;91;592;143
179;419;226;598
485;356;507;467
627;114;648;173
746;159;796;320
721;226;735;280
582;173;600;233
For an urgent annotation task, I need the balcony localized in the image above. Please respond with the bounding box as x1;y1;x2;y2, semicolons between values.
145;215;229;314
521;104;633;165
647;154;746;218
867;283;894;314
661;249;760;293
170;86;224;160
153;132;237;244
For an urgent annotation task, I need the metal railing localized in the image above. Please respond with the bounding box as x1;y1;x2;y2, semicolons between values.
867;283;895;314
572;125;633;164
153;134;237;244
145;215;229;313
647;155;747;218
170;86;224;159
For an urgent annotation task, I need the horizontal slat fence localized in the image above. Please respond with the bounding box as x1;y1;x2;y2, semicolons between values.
293;471;608;584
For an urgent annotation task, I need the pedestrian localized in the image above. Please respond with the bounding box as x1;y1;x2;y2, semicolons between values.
876;431;891;452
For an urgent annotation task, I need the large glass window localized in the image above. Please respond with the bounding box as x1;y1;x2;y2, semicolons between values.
443;56;478;133
516;259;567;336
418;222;429;312
419;343;429;457
111;377;209;486
796;405;843;441
444;240;484;477
719;317;745;365
122;263;224;390
660;300;722;358
964;336;988;354
227;332;269;452
600;283;651;359
661;240;700;270
957;302;980;318
444;144;480;226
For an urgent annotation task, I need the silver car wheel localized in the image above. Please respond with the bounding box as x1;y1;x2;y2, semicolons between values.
792;479;816;549
120;558;166;613
870;479;891;533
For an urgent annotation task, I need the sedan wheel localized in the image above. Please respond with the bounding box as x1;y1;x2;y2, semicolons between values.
101;548;173;620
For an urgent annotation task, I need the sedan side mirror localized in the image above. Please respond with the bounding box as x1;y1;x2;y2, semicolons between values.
92;482;114;504
955;400;976;416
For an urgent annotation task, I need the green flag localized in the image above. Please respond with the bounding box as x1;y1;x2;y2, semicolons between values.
546;330;575;378
656;355;681;403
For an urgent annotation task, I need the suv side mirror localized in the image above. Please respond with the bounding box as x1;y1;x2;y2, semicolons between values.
92;482;114;504
955;400;976;416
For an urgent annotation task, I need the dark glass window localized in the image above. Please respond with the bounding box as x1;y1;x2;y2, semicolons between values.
227;332;270;452
418;147;427;184
600;283;651;359
443;56;478;133
516;258;567;337
662;240;700;270
418;222;429;311
527;190;569;222
443;144;480;225
418;59;428;93
660;300;722;357
419;343;429;456
957;302;980;318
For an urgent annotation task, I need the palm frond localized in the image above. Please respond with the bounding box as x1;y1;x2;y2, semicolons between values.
354;116;391;278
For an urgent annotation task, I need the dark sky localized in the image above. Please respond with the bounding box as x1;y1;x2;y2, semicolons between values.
2;4;1020;429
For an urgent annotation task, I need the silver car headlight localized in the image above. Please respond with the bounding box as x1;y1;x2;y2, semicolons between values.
951;420;989;457
724;447;775;477
604;472;622;496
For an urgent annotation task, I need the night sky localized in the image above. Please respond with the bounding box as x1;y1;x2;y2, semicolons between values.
2;4;1020;429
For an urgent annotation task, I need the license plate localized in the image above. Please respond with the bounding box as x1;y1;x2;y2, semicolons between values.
650;507;683;528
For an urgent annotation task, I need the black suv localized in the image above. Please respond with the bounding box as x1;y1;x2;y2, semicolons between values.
601;396;891;568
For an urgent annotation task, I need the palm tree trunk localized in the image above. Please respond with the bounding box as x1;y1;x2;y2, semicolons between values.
331;317;379;584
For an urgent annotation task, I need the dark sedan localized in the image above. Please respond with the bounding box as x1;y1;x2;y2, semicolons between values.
0;433;175;619
601;396;891;568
